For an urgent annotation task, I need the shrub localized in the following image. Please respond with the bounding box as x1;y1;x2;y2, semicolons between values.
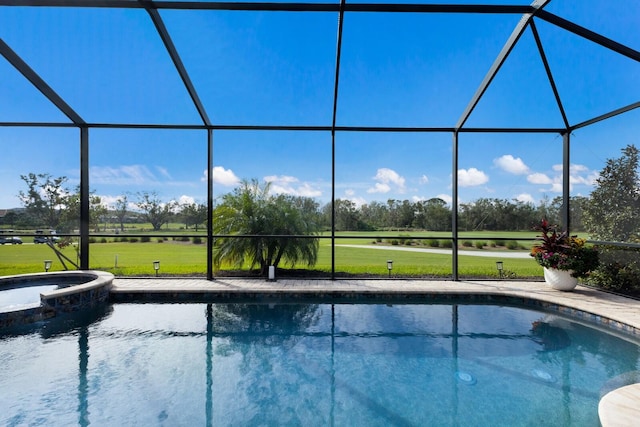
475;241;486;249
129;237;139;243
119;237;128;243
141;236;151;243
157;238;164;243
100;237;108;243
462;240;473;247
440;240;453;248
391;239;399;246
494;239;507;247
506;240;519;250
376;238;382;243
193;237;203;244
404;239;413;246
427;239;440;247
588;247;640;294
88;237;96;244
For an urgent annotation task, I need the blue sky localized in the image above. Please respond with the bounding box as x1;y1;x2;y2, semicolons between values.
0;1;639;210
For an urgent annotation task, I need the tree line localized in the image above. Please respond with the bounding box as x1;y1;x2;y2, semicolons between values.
2;174;208;233
3;173;584;234
322;195;586;233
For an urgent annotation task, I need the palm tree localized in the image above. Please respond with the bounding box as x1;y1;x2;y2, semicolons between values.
212;179;320;275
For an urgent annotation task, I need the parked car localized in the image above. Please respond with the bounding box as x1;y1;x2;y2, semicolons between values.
34;235;60;244
0;236;22;245
34;230;60;244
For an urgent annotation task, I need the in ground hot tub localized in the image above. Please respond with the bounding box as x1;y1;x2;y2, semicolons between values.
0;270;114;328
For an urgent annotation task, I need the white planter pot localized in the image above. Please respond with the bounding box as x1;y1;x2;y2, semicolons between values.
543;267;578;291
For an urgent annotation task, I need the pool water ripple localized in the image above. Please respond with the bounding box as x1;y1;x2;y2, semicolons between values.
1;302;638;426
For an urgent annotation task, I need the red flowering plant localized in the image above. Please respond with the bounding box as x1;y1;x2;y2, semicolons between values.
530;219;599;278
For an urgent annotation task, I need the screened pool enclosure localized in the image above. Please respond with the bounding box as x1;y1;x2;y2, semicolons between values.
0;1;639;279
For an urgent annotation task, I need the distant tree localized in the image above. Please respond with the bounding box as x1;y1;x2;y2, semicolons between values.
61;188;108;232
584;145;640;242
0;210;19;228
334;199;361;231
180;202;207;231
18;173;68;229
135;192;177;231
546;195;588;232
114;194;129;232
359;201;388;230
212;179;320;275
414;198;451;231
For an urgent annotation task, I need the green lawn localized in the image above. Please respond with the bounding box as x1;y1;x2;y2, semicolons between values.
0;233;544;279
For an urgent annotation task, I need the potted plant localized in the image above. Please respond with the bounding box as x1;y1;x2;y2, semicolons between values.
530;219;599;290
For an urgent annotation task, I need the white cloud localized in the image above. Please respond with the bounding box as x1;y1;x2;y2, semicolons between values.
205;166;240;186
155;166;172;179
91;165;157;185
367;182;391;194
98;195;120;208
494;155;529;175
527;173;552;184
100;195;138;210
437;194;453;204
178;195;195;205
367;168;406;193
264;175;323;197
419;174;429;184
295;183;323;198
349;197;368;208
549;182;563;193
265;175;297;184
515;193;535;204
342;189;367;207
457;168;489;187
412;195;426;202
570;164;589;173
529;163;597;193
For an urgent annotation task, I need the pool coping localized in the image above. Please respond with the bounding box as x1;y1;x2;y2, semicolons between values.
39;270;113;300
110;277;640;337
0;271;114;328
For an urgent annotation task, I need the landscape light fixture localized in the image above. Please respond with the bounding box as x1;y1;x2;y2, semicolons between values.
153;260;160;277
496;261;504;279
268;265;276;282
44;260;52;272
387;260;393;278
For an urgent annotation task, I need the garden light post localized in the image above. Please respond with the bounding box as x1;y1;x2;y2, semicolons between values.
496;261;504;279
153;260;160;277
44;260;52;272
387;260;393;278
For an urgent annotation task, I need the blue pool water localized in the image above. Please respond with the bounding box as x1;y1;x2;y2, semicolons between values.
0;284;58;312
1;302;639;426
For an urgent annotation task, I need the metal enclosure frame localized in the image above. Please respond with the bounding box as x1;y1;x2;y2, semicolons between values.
1;1;639;279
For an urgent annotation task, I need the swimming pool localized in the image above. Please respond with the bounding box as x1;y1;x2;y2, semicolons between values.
0;284;58;312
1;302;638;426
